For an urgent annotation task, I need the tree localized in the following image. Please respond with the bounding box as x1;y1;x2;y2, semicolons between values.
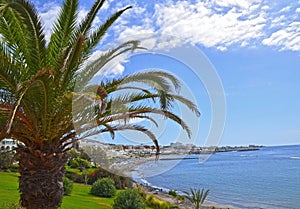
63;177;73;196
0;0;200;208
91;177;116;197
113;189;145;209
184;188;209;209
0;149;13;170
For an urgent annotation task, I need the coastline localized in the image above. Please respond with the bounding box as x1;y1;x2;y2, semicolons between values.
112;156;240;209
134;181;239;209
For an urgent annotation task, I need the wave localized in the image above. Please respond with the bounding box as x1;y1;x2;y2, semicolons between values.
289;156;300;160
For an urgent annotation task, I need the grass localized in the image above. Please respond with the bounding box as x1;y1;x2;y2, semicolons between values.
65;166;97;175
0;172;154;209
0;172;20;205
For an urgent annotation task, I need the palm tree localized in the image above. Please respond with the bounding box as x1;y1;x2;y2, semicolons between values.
184;188;210;209
0;0;200;208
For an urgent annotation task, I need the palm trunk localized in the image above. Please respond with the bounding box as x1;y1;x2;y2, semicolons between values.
18;146;67;209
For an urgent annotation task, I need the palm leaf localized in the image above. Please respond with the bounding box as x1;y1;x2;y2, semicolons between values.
47;0;78;70
82;6;133;59
0;0;46;72
75;0;105;36
76;40;142;89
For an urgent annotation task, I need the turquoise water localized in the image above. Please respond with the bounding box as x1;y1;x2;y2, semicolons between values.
133;145;300;209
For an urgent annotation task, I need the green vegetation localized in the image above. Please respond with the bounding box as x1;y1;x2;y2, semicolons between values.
0;150;14;171
91;178;116;197
69;158;91;170
0;172;155;209
184;188;209;209
146;195;171;209
65;166;132;189
63;177;74;196
0;202;24;209
0;172;20;205
113;189;145;209
168;190;177;197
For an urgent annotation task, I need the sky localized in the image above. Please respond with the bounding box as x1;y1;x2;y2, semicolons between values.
33;0;300;147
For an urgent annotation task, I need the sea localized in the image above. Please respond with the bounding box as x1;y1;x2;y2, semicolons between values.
132;145;300;209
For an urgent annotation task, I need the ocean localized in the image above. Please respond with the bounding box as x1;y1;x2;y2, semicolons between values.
132;145;300;209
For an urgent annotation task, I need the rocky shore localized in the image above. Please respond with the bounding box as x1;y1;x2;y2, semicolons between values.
135;183;240;209
111;157;240;209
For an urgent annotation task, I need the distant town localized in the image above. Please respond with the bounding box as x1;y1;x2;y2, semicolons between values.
80;139;263;160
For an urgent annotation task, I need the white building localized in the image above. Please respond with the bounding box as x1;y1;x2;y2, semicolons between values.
0;139;18;151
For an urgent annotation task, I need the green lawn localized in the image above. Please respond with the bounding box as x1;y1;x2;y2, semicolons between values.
0;172;20;205
0;172;153;209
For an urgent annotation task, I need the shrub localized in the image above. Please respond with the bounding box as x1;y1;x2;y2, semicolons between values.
10;164;19;172
0;151;13;171
113;189;145;209
168;190;177;197
63;177;73;196
65;167;132;189
69;159;79;168
69;158;91;169
91;178;116;197
146;195;171;209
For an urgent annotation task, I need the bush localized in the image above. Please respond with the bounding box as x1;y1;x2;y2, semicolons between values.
0;151;13;171
146;195;171;209
10;164;19;171
91;178;116;197
69;158;91;169
65;167;132;189
168;190;177;197
63;177;73;196
113;189;145;209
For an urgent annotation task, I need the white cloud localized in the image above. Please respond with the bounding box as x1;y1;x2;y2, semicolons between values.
209;0;260;9
38;0;300;54
262;22;300;51
39;3;60;42
279;6;291;13
153;1;266;50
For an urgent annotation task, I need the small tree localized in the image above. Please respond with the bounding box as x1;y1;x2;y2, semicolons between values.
0;150;13;170
91;178;116;197
184;188;209;209
113;189;145;209
69;158;91;170
63;177;73;196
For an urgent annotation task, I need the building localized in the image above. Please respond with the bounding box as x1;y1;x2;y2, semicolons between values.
0;139;18;151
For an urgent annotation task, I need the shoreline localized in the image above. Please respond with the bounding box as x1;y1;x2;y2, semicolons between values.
135;182;240;209
111;156;240;209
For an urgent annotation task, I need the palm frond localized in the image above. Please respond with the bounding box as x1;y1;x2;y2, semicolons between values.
76;40;142;89
58;34;84;88
120;71;173;93
166;94;200;116
82;6;132;59
75;0;105;36
47;0;78;69
0;0;46;72
6;68;53;134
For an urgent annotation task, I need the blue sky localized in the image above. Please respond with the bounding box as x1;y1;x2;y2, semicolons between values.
34;0;300;146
